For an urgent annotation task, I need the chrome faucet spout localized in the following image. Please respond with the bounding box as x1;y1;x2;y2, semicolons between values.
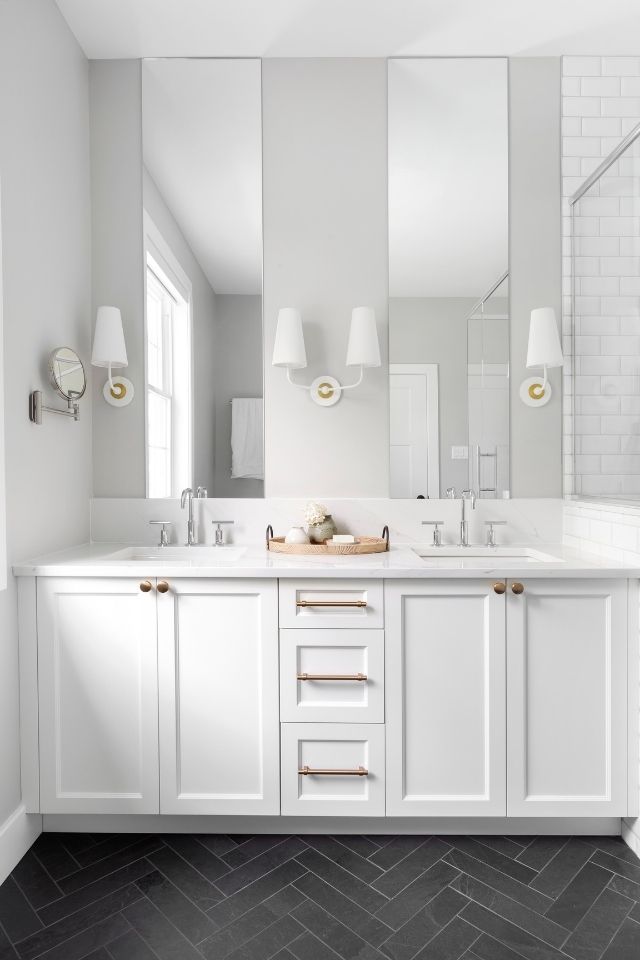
181;488;195;545
459;489;477;547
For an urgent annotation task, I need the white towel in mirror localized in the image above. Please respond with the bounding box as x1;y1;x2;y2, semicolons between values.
231;398;264;479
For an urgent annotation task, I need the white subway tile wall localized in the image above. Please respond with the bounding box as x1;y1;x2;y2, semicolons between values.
562;56;640;498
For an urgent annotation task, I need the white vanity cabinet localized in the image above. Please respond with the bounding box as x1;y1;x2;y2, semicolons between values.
157;578;279;815
385;577;633;819
32;576;279;816
506;578;629;817
385;580;507;816
36;578;160;814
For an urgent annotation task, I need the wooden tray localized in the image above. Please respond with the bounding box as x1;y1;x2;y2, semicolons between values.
268;536;388;556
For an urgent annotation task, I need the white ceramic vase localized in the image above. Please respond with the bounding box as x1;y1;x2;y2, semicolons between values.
285;526;310;545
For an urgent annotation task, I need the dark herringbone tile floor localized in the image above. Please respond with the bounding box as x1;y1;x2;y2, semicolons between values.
1;834;640;960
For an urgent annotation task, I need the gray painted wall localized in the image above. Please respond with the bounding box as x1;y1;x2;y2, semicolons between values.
262;59;389;498
509;58;563;497
0;0;92;825
143;169;218;495
90;60;146;498
213;295;263;498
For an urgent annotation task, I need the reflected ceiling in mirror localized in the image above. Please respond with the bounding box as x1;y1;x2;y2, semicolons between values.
388;58;509;500
142;58;264;499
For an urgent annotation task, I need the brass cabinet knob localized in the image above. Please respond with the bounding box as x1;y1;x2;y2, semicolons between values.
493;582;506;595
511;582;525;595
157;581;170;594
139;580;153;593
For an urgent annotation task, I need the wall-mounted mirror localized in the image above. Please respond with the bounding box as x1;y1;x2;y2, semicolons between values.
388;58;509;499
49;347;86;401
142;58;263;499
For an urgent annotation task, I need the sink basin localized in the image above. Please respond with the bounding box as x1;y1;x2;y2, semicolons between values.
107;546;247;563
412;546;563;564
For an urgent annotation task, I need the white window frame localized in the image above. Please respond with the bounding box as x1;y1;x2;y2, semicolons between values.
143;212;193;499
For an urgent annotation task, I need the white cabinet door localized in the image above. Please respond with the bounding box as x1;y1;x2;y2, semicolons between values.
507;579;628;816
280;629;384;723
158;578;279;814
38;578;159;814
385;580;506;816
281;723;385;817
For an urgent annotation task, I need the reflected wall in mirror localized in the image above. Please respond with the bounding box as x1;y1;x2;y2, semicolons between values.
142;59;263;499
388;58;509;499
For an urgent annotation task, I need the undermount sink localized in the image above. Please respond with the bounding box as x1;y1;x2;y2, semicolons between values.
412;546;563;564
108;545;247;563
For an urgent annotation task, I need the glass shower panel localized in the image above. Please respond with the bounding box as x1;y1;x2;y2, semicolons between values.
572;137;640;498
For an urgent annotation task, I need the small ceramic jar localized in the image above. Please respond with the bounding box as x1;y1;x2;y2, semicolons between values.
285;526;310;545
307;515;337;543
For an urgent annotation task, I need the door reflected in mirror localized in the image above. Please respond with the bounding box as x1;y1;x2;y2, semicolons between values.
388;58;509;499
142;58;263;499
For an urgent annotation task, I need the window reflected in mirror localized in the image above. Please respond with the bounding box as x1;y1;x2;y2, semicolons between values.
142;58;263;499
388;58;509;499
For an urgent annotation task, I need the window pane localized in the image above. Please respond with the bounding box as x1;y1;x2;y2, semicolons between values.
148;448;171;499
148;390;171;497
147;281;163;390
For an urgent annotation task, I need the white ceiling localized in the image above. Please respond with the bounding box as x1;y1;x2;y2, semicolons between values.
389;58;508;299
56;0;640;58
143;59;262;295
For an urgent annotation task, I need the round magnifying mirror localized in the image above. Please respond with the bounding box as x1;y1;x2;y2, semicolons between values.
49;347;86;401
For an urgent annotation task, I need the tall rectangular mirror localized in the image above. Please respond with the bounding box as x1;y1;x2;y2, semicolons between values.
388;58;509;499
142;58;263;498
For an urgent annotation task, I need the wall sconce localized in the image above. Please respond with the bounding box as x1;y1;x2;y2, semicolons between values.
519;307;563;407
91;306;134;407
272;307;381;406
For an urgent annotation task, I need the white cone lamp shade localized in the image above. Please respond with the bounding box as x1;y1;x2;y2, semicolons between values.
526;307;563;370
346;307;381;367
521;307;563;407
92;306;134;407
272;308;307;369
92;306;128;369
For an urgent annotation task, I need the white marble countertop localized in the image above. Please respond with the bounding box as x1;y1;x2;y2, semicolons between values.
12;541;640;579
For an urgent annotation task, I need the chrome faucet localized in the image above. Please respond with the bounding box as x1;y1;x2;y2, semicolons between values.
181;487;196;545
459;489;477;547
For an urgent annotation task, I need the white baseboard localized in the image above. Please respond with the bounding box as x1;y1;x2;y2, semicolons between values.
622;818;640;858
0;805;42;885
43;814;622;836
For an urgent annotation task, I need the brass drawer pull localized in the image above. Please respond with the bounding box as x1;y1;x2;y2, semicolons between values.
493;582;506;595
139;580;153;593
299;765;368;777
296;599;367;608
511;582;525;595
297;672;367;682
157;581;170;594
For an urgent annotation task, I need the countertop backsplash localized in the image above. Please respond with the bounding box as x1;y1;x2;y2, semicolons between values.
90;497;564;548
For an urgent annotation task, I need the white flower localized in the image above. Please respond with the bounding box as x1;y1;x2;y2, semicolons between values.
304;501;327;525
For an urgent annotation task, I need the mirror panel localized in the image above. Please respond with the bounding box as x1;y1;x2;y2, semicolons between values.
142;58;263;498
388;58;509;498
49;347;86;401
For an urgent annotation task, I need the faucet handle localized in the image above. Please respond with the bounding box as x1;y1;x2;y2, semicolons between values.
196;486;208;498
446;487;457;499
421;520;444;547
212;520;234;545
149;520;172;547
485;520;507;547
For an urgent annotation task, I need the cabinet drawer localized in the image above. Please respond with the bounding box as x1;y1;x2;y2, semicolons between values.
280;629;384;723
279;580;383;629
281;723;385;816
